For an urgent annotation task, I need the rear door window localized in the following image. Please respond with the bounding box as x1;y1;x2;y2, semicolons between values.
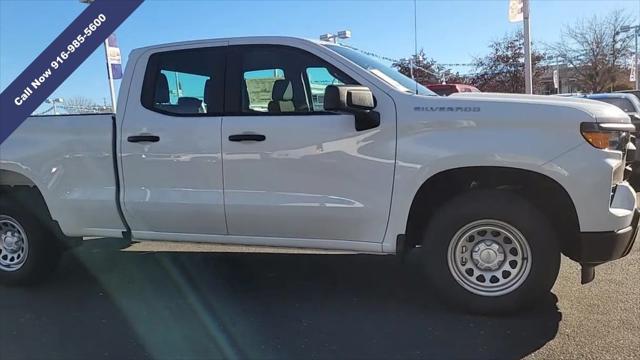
160;70;209;113
142;47;226;115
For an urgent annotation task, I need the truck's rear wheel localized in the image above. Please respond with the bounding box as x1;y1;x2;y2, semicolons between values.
0;198;61;286
421;190;560;314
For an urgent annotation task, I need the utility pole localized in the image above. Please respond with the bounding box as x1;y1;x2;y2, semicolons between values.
620;24;639;90
555;55;561;94
412;0;419;92
509;0;533;94
522;0;533;94
635;27;639;91
103;37;117;112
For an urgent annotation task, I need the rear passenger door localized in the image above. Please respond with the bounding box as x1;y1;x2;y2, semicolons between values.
221;44;396;243
120;44;228;238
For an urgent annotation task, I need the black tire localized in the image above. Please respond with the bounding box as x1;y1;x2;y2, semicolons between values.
421;189;560;315
0;197;62;286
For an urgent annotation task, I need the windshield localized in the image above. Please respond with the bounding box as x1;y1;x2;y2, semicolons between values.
324;44;437;96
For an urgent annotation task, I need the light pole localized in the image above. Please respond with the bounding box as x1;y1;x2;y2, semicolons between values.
320;30;351;44
79;0;118;111
45;98;64;115
620;24;639;90
509;0;533;93
522;0;533;94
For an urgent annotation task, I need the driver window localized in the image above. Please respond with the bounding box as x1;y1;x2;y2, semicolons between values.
232;45;357;114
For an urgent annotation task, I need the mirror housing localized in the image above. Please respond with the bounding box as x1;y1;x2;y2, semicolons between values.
324;85;380;131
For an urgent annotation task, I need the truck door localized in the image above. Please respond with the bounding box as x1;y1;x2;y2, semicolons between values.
120;44;228;237
221;44;396;243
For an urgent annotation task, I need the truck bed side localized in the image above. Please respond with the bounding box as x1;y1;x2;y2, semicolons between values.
0;114;126;237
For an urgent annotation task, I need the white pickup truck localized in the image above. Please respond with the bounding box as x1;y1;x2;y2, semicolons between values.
1;37;638;314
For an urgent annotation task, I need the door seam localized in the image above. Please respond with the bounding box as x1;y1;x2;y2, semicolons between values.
220;117;230;235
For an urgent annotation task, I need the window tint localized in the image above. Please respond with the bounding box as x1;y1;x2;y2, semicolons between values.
230;45;356;114
306;67;344;111
244;69;285;112
142;47;225;115
160;70;209;112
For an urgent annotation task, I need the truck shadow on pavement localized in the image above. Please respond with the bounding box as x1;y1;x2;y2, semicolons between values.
1;239;561;360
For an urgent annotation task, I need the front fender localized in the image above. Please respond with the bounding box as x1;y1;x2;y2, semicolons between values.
382;119;585;252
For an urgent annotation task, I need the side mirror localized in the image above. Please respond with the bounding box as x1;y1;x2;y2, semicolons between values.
324;85;380;131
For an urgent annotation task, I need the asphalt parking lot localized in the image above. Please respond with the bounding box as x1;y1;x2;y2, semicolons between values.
1;237;638;360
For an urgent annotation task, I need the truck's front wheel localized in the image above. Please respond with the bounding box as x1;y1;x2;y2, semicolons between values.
421;190;560;314
0;198;61;286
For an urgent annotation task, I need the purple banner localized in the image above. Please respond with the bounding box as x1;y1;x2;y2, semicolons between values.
107;34;123;79
0;0;143;144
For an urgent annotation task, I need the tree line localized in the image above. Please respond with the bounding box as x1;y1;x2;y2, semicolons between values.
392;9;637;94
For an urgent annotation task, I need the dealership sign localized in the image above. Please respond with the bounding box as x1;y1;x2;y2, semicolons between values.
106;34;123;79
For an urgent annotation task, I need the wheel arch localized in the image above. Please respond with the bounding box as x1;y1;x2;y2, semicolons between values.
404;166;580;255
0;169;65;241
0;170;37;187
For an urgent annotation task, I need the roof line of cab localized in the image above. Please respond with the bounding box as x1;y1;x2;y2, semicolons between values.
132;36;338;53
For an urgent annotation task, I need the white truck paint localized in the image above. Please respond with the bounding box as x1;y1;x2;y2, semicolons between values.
1;37;637;313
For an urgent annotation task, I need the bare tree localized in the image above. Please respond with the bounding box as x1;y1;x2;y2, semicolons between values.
392;49;444;85
469;30;547;93
550;9;634;93
441;70;471;85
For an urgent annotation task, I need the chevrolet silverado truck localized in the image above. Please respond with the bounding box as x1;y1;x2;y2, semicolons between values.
1;37;637;314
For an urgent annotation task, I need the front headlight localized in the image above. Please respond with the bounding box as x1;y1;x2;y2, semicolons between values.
580;122;634;151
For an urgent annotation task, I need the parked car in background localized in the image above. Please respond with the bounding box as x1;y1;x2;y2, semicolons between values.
616;90;640;102
578;93;640;183
564;92;640;127
583;94;640;139
585;93;640;122
427;83;480;96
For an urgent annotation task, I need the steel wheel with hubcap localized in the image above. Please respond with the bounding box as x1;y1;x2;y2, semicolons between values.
0;215;29;272
448;219;531;297
0;196;62;286
421;190;560;314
